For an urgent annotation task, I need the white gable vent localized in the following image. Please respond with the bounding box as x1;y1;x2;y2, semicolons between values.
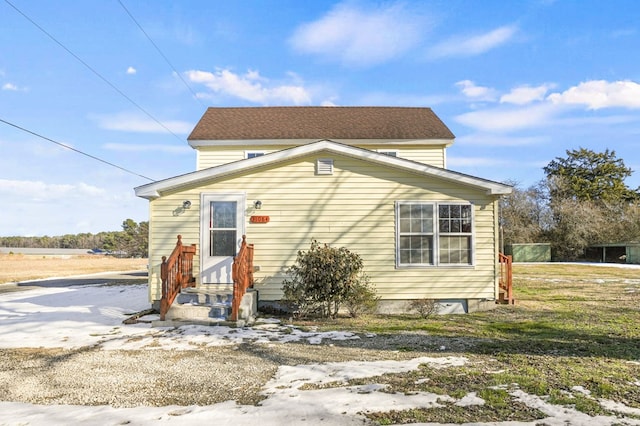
316;158;334;175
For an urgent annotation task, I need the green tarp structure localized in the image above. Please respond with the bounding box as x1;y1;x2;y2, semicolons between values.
505;243;551;262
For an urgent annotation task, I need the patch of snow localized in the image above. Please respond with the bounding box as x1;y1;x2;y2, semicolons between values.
254;317;282;324
267;357;468;391
511;389;640;426
571;385;592;396
455;392;485;407
599;399;640;417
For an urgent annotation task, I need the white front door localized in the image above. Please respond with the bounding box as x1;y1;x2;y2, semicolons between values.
200;193;246;284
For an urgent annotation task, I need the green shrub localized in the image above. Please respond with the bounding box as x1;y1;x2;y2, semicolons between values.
282;240;374;319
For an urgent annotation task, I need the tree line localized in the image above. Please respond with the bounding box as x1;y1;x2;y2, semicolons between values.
0;219;148;258
501;147;640;260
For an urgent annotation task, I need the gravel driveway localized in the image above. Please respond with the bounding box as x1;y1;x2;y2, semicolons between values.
0;337;443;408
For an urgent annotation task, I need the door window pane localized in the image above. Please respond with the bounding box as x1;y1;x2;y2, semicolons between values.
209;201;238;256
211;201;236;228
210;230;237;256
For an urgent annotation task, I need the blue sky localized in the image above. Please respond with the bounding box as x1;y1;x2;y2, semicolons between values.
1;0;639;237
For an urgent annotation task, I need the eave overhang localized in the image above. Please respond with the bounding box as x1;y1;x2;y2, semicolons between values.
187;138;455;149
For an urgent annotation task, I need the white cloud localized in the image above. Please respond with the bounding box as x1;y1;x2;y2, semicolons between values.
289;1;426;67
2;83;18;91
126;67;137;75
90;112;193;134
103;143;191;154
455;80;496;100
429;25;518;58
0;179;104;200
454;80;640;134
547;80;640;109
500;84;554;105
185;68;312;105
455;103;559;132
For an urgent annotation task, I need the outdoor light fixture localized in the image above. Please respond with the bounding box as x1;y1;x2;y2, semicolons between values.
182;200;192;209
254;200;262;210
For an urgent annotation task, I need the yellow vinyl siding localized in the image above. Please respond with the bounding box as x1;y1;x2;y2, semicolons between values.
383;149;445;168
196;147;285;170
195;144;446;170
147;196;201;301
197;150;241;169
147;152;499;303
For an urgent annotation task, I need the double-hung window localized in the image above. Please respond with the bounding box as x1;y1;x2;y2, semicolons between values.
396;201;473;267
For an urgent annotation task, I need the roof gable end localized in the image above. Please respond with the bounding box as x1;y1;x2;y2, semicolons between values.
135;140;511;199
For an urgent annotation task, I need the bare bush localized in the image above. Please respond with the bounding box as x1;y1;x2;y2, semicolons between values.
408;298;439;319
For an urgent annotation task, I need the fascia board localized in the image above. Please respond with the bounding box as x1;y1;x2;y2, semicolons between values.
324;143;512;195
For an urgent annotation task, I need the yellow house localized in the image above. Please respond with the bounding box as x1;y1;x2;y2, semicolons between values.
135;106;512;321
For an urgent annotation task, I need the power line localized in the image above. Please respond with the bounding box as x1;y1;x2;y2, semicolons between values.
117;0;205;107
0;118;155;182
3;0;185;144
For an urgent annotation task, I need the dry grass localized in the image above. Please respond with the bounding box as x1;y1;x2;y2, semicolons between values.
292;263;640;424
0;254;148;284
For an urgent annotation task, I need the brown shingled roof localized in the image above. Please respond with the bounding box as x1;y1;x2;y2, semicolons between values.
187;106;455;141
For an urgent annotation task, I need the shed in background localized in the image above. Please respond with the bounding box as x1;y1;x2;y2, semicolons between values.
585;243;640;264
505;243;551;262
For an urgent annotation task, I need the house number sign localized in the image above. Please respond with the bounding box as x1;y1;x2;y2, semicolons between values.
250;215;270;223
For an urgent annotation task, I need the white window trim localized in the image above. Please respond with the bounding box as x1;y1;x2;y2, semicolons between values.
395;201;474;268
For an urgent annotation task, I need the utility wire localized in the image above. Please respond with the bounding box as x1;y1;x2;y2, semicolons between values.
3;0;185;144
0;118;155;182
117;0;205;107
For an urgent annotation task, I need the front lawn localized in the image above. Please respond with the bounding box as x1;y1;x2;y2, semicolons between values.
293;263;640;424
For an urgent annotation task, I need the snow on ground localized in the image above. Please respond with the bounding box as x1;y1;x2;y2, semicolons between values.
0;284;363;350
1;283;640;426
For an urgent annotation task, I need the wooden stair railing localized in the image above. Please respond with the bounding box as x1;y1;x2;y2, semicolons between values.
231;235;254;321
498;253;514;304
160;235;197;320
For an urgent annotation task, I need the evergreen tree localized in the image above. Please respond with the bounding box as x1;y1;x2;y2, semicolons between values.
543;147;639;204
